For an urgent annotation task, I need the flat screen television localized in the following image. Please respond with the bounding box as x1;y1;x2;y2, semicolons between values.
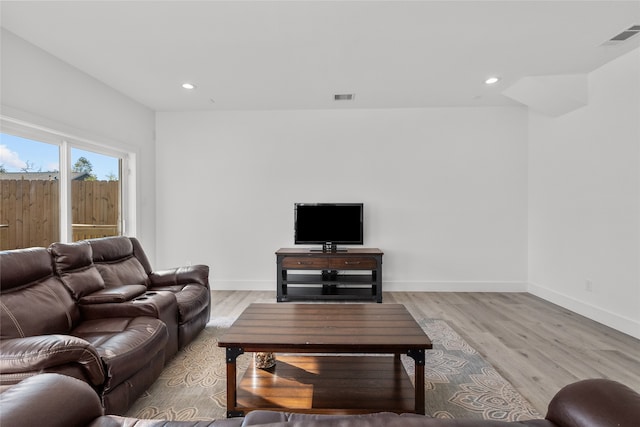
294;203;363;252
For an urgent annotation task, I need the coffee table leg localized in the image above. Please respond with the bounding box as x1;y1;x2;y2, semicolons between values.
407;349;426;415
226;347;244;418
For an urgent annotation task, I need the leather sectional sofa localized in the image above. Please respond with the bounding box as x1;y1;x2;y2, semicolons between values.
1;373;639;427
0;236;210;414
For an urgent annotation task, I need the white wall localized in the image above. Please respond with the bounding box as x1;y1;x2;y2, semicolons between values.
528;47;640;339
0;30;157;260
156;107;528;291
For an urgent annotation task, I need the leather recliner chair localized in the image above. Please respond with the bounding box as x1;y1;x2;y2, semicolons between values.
87;236;211;349
49;239;181;359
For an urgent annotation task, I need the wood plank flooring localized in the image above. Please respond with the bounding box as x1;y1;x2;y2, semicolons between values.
210;290;640;414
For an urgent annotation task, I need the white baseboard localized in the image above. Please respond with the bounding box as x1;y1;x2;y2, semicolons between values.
383;281;528;292
211;280;274;291
528;281;640;340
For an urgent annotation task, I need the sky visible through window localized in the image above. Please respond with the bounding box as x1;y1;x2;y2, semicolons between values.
0;133;118;180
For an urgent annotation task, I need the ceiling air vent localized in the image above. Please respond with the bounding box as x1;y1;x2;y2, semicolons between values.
603;25;640;44
334;94;355;101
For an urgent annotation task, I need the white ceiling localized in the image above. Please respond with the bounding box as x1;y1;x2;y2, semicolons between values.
2;1;640;111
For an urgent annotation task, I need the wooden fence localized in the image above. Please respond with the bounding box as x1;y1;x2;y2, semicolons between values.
0;179;120;250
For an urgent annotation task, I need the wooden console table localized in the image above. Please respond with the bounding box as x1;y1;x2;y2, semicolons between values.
276;248;383;303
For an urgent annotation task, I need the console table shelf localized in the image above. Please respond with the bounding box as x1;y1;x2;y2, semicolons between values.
286;273;376;285
276;248;383;303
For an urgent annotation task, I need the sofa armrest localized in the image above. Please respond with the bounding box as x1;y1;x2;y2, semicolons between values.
149;265;209;288
0;373;104;427
0;335;105;385
79;285;147;304
545;379;640;427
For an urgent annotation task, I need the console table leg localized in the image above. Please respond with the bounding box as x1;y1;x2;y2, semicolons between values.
374;269;382;303
226;347;244;417
407;348;425;415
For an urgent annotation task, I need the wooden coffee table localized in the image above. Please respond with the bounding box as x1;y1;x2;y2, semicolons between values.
218;303;432;417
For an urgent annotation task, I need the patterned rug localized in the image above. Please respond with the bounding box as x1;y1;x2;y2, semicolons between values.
125;317;541;422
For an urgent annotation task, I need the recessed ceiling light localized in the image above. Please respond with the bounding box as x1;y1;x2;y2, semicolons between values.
181;83;196;90
485;77;501;85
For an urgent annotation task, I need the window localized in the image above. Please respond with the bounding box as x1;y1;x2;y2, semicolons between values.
0;120;133;250
0;134;60;249
71;148;121;242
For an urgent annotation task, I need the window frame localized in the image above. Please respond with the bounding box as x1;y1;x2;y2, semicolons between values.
1;115;136;244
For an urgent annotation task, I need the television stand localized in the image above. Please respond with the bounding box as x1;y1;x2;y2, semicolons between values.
276;248;383;303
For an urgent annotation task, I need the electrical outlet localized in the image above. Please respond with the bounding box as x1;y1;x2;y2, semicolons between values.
585;280;593;292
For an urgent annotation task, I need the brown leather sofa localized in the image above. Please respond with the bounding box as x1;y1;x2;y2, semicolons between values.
49;236;211;358
1;373;639;427
0;237;211;415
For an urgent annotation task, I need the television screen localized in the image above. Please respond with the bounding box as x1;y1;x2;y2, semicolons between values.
294;203;363;246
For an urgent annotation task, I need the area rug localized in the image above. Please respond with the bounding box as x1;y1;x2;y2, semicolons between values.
125;317;541;422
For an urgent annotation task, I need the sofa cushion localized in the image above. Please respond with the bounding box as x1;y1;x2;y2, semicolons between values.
0;248;79;338
49;241;106;300
96;258;149;288
0;247;53;291
72;316;168;391
89;237;150;288
0;276;78;339
89;236;137;263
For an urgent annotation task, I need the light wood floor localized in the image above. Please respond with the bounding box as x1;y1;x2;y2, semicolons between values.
210;290;640;414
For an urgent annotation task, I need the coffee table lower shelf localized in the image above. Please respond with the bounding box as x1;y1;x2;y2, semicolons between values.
235;355;416;415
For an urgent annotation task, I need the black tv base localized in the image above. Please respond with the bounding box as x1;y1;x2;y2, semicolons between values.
275;248;384;303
